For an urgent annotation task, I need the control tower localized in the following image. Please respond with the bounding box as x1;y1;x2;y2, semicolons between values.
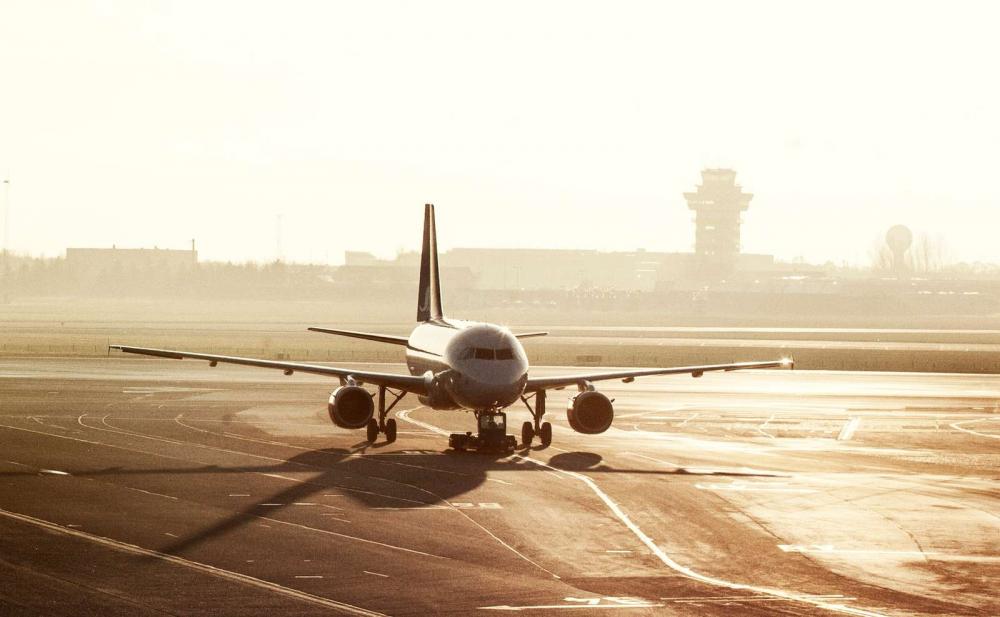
684;169;753;273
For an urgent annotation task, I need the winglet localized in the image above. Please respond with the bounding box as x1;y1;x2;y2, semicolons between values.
417;204;444;322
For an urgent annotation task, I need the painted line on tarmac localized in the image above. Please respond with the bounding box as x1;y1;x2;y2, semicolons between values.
949;417;1000;440
696;481;816;494
481;603;663;611
756;414;776;439
776;546;1000;564
621;452;685;468
624;453;786;478
0;422;446;559
0;508;386;617
395;412;886;617
677;413;699;427
528;460;883;616
837;418;862;441
396;409;562;580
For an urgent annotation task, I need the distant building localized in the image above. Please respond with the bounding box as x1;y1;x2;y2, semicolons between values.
333;168;778;292
66;246;198;274
444;248;663;291
684;168;753;274
339;251;473;290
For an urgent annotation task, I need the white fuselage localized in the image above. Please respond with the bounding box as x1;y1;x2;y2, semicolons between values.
405;321;529;411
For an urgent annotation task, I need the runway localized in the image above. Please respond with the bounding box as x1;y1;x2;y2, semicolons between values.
0;358;997;616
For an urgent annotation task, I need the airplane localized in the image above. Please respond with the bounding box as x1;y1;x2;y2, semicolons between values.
111;204;793;452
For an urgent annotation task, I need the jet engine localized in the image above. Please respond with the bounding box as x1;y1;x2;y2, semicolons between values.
328;386;374;429
566;390;614;434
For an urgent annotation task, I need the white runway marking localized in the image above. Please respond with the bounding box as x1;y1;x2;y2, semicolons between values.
837;417;862;441
259;472;430;506
40;469;70;476
482;597;662;610
696;481;816;494
661;594;854;604
778;545;936;558
363;571;389;578
756;414;776;439
0;422;452;559
949;417;1000;440
121;485;180;501
677;413;699;427
0;508;386;617
30;416;72;432
396;411;885;617
395;409;562;580
450;502;503;510
622;452;684;468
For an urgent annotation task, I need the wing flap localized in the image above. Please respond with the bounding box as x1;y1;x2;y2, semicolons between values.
109;345;428;394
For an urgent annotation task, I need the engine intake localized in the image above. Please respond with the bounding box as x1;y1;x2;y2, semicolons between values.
328;386;374;429
566;390;614;434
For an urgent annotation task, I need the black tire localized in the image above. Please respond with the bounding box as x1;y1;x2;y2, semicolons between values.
539;422;552;447
385;418;397;443
366;418;379;443
521;421;534;448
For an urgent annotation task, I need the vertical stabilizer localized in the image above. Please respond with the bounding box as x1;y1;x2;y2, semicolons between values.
417;204;444;322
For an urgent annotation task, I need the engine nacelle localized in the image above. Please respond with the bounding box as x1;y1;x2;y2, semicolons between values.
328;386;374;429
566;390;614;434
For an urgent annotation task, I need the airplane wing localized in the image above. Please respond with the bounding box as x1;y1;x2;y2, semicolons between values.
525;358;793;392
109;345;428;394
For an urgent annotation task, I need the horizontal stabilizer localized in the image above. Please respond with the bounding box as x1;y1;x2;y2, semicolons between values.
513;331;548;339
307;327;409;346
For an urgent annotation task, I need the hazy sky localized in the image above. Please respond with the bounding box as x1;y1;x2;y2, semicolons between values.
1;1;998;265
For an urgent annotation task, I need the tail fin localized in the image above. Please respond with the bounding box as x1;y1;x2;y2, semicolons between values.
417;203;444;322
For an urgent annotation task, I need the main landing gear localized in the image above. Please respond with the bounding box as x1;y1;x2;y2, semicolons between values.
367;385;405;444
520;390;552;448
449;411;517;453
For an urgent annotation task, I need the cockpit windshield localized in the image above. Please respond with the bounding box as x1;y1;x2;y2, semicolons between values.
462;347;515;361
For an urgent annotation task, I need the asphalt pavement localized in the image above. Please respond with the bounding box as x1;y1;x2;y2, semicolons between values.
0;358;997;616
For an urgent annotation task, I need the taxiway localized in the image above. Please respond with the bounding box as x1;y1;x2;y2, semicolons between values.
0;358;997;615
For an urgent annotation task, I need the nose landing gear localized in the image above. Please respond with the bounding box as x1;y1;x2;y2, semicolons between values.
449;410;517;453
520;389;552;448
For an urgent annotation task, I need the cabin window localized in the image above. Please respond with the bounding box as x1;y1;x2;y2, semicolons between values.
495;348;514;360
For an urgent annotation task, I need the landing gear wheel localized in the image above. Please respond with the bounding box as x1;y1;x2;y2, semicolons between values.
385;418;397;443
521;421;534;448
366;418;379;443
539;421;552;447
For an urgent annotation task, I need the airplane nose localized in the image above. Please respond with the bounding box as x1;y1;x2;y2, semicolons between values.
447;371;525;409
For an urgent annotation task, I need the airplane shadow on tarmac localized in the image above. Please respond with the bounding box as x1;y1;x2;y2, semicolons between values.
2;445;782;558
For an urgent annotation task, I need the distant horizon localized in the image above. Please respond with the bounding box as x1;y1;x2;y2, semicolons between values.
8;239;1000;271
